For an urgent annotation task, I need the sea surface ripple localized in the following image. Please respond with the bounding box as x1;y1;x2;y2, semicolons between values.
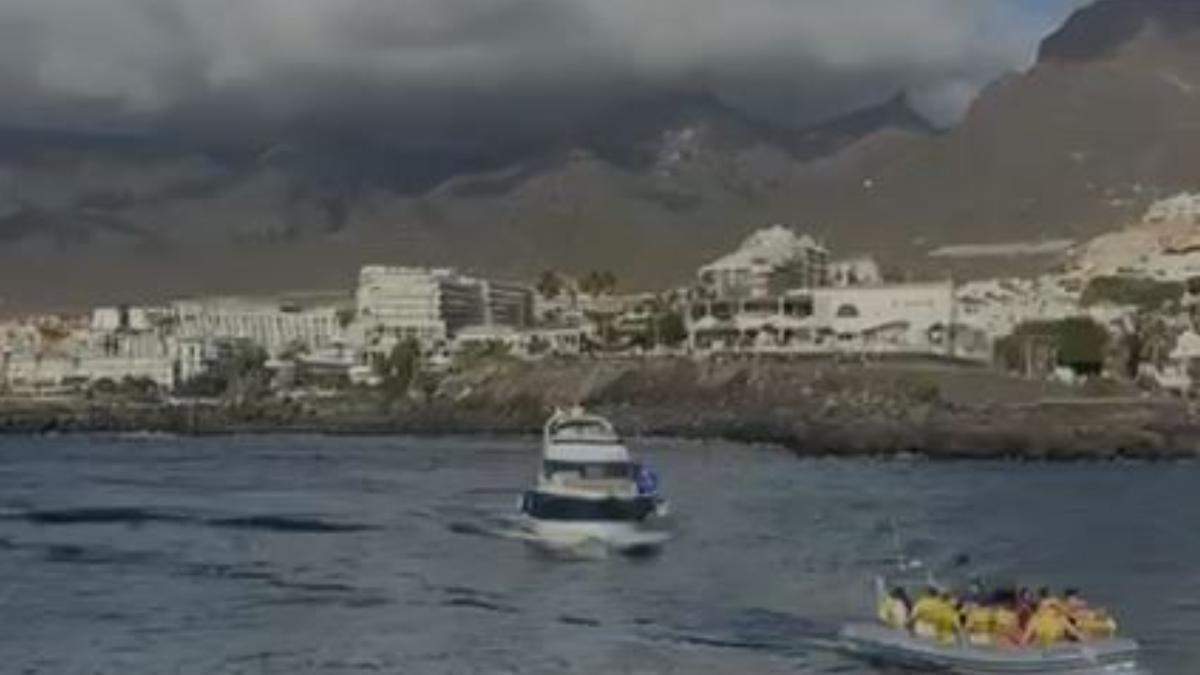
0;434;1194;674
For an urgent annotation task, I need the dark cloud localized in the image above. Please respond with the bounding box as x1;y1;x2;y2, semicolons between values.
1;0;1092;143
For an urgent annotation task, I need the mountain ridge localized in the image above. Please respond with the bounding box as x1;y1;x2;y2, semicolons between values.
6;0;1200;311
0;90;934;311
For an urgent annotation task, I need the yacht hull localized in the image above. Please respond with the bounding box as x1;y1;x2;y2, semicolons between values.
516;516;671;552
520;490;659;522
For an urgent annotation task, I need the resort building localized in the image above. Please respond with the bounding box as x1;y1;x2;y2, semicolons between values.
480;279;535;330
356;267;455;345
0;352;177;394
686;281;986;360
815;283;957;352
829;256;883;287
91;306;160;332
0;315;180;393
354;266;534;349
451;324;594;359
697;225;830;299
171;295;344;358
687;293;816;350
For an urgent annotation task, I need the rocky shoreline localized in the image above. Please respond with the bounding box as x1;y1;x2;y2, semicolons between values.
3;358;1199;460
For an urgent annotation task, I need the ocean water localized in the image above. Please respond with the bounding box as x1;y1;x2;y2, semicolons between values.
0;434;1195;674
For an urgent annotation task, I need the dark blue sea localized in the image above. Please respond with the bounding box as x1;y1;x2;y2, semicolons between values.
0;434;1195;674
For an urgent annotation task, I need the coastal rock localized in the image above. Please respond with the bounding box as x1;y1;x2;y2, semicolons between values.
2;358;1197;460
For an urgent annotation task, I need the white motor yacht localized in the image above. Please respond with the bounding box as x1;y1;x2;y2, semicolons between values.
518;407;669;549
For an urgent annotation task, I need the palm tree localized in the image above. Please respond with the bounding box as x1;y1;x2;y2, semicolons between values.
578;272;599;296
601;271;617;294
580;270;617;296
536;270;563;300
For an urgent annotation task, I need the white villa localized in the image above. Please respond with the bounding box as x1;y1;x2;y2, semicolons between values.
829;256;883;287
685;227;988;359
698;225;830;299
686;281;985;359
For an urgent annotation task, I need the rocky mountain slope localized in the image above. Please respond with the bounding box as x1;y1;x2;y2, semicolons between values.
4;0;1200;311
853;0;1200;257
0;93;932;310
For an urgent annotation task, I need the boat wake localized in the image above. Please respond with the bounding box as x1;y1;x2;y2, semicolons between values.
517;527;671;559
2;506;375;533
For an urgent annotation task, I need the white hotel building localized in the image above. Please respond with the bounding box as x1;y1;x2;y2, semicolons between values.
353;266;533;351
1;315;179;392
171;296;345;357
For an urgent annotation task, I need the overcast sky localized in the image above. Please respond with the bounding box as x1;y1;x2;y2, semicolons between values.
0;0;1093;144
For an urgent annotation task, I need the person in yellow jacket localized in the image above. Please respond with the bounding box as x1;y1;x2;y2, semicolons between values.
991;603;1023;647
1035;587;1069;617
1022;602;1084;647
961;602;995;646
1064;589;1118;640
878;587;912;630
910;587;961;645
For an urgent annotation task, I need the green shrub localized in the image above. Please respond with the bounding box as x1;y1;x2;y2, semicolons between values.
1081;276;1183;310
995;318;1109;376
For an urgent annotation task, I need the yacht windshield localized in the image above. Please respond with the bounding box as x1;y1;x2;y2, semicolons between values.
543;461;634;480
550;419;619;443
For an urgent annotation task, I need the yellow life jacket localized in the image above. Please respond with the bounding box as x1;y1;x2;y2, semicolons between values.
1077;610;1117;639
1039;597;1068;616
911;597;940;638
964;606;993;643
992;608;1021;644
964;605;993;629
1028;610;1068;646
933;603;960;644
912;597;959;644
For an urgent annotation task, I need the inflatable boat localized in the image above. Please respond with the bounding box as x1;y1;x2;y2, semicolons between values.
840;623;1142;674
